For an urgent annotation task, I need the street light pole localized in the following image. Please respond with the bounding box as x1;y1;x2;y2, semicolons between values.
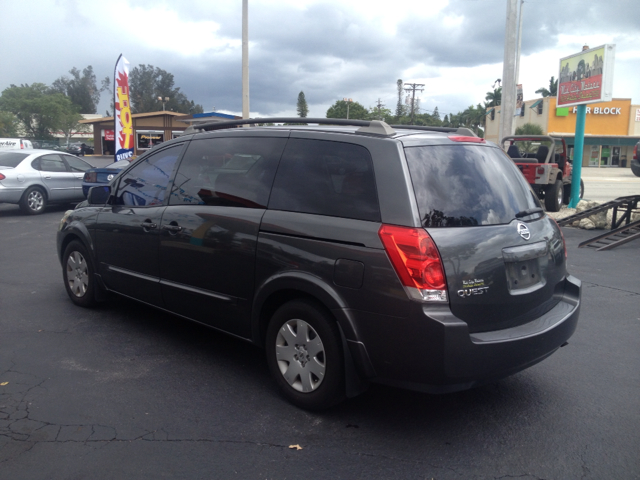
157;96;169;111
343;98;353;119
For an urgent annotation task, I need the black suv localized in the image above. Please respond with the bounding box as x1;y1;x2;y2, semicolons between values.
57;118;581;410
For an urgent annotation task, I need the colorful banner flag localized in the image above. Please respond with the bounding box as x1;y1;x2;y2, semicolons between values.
114;54;134;161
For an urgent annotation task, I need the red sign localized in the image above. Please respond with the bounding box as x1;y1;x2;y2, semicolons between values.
104;130;115;141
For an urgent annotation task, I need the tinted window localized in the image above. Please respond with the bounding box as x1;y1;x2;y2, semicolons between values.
170;137;286;208
404;145;538;227
64;155;92;172
0;152;29;167
38;155;68;172
114;144;183;206
269;139;380;221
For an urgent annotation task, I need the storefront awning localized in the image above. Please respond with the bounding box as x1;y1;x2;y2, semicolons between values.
553;136;640;147
529;99;542;109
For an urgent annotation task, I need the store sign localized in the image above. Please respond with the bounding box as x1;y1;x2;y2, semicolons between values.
570;106;621;115
114;54;134;162
636;109;640;122
104;130;115;141
557;44;616;107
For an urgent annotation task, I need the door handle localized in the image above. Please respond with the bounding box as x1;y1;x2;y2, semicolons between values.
44;176;52;179
141;220;157;230
162;223;183;234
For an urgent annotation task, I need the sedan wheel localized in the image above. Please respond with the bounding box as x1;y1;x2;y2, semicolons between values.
266;300;345;410
20;187;46;215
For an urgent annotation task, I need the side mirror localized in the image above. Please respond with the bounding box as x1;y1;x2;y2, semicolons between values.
87;185;111;205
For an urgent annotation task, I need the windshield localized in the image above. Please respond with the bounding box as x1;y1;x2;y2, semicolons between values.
107;159;131;169
0;152;29;168
404;144;539;227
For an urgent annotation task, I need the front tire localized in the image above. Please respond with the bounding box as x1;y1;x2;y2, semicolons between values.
19;186;47;215
545;179;563;212
62;240;97;308
266;299;345;410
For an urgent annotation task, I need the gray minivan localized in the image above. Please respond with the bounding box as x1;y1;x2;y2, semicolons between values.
57;118;581;410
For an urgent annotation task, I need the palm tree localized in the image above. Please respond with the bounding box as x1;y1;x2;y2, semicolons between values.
485;88;501;107
535;76;558;97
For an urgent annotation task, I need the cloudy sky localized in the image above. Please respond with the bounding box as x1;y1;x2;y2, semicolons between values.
1;0;638;119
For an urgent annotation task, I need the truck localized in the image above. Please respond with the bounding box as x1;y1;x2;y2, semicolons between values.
501;135;584;212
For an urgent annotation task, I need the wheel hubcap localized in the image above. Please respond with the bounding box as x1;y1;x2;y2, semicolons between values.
66;251;89;297
275;319;325;393
557;187;563;208
28;191;44;211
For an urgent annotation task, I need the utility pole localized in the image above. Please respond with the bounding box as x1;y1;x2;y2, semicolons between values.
499;0;518;144
404;83;424;124
375;98;385;120
242;0;249;122
513;0;524;135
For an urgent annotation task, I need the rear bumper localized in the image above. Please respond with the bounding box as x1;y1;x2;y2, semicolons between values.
348;275;581;393
0;185;25;203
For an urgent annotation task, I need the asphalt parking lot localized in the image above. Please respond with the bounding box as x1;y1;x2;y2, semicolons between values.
0;202;639;479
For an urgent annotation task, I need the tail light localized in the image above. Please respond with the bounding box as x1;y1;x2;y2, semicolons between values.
378;225;448;302
448;135;485;143
549;217;567;259
83;172;97;183
634;144;638;161
0;173;5;180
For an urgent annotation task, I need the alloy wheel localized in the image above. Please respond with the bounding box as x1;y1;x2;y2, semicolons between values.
66;251;89;297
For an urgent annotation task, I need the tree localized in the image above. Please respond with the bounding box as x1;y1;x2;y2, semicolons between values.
129;64;204;114
485;87;501;107
0;83;80;139
326;99;368;120
433;106;440;121
296;91;309;118
51;66;110;114
58;108;89;146
515;123;544;135
0;110;19;137
368;105;393;122
535;76;558;97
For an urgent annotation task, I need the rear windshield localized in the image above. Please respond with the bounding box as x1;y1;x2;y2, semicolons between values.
0;152;29;168
404;145;538;227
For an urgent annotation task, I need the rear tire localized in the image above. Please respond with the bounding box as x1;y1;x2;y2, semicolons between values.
266;299;345;410
62;240;97;308
19;186;47;215
562;179;585;205
545;179;563;212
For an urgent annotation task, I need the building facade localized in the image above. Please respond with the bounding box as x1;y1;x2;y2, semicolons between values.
485;97;640;168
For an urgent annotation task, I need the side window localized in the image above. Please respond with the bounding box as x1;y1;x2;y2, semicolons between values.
170;137;286;208
269;139;380;222
114;144;183;207
38;155;68;172
63;155;92;172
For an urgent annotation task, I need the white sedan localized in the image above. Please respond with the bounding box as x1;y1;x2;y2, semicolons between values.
0;149;93;214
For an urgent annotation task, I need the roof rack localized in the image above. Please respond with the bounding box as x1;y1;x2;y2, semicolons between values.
192;117;397;136
189;117;478;138
391;125;478;137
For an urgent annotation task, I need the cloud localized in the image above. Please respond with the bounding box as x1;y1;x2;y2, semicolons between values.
1;0;639;119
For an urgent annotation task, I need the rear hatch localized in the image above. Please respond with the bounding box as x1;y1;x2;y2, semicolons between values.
404;142;567;333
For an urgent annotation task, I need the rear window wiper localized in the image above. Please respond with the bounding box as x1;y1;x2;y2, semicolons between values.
515;207;544;219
